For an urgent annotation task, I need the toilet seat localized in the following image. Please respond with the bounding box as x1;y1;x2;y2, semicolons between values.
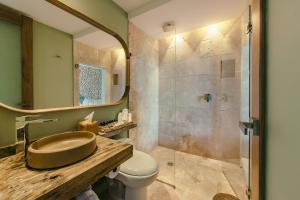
120;150;158;176
116;150;159;189
114;140;159;200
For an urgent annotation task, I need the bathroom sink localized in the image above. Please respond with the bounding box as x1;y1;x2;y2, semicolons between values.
27;131;97;169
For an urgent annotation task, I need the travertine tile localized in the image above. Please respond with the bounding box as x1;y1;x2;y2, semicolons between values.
160;50;176;66
175;56;220;77
158;121;177;149
222;161;248;200
159;35;175;53
159;106;176;122
149;146;246;200
148;181;179;200
175;36;196;61
160;63;176;79
158;18;242;161
129;23;159;153
175;75;218;108
159;78;176;107
151;147;175;185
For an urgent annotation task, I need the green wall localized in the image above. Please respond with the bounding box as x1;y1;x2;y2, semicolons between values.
59;0;128;42
0;0;128;147
33;21;73;109
0;20;22;108
266;0;300;199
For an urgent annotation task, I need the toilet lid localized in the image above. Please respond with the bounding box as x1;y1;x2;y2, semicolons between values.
120;150;158;176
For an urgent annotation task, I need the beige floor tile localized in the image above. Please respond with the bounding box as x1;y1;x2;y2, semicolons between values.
149;146;247;200
151;146;175;185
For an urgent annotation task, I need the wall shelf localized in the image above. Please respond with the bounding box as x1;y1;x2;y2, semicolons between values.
98;122;137;138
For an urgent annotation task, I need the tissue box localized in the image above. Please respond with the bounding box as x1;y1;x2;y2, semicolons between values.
78;120;98;134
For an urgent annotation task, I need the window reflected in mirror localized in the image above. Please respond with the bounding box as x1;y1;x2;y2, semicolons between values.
0;0;127;110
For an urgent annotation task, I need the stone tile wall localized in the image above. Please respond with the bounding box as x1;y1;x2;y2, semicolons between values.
129;19;242;161
129;23;159;153
158;19;242;161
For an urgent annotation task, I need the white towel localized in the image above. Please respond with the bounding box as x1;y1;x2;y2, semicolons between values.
75;186;99;200
105;167;120;179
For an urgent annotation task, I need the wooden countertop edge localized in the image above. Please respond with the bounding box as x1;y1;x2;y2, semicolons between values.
38;145;133;200
36;146;133;200
0;137;133;200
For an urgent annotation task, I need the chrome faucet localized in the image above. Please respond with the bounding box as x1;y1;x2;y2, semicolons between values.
16;115;58;160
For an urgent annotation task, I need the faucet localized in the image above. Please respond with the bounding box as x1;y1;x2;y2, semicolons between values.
16;115;58;160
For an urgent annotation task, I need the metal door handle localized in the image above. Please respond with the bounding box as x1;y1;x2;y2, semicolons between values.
239;121;253;135
239;118;259;136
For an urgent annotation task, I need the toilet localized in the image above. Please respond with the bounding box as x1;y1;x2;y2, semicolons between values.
115;140;159;200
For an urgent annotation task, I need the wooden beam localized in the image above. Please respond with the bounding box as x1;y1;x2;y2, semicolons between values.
0;3;22;25
21;16;34;109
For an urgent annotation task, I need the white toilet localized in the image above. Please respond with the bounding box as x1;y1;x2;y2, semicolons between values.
115;140;159;200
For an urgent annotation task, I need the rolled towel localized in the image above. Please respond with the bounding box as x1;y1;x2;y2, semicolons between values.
105;167;120;179
75;185;99;200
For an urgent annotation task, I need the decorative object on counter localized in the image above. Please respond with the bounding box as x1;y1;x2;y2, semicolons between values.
128;113;132;122
122;109;129;121
117;109;132;124
78;112;99;134
78;120;99;134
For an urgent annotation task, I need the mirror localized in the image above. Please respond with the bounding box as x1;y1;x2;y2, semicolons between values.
0;0;127;110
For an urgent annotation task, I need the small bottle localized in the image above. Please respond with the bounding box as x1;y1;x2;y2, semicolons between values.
118;112;123;123
128;113;132;122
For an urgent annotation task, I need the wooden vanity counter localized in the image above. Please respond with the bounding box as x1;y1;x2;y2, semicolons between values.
0;136;133;200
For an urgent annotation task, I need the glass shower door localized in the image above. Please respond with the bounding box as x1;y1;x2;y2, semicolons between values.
155;25;177;189
240;5;252;199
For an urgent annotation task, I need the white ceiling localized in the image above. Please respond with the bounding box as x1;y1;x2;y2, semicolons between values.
74;27;120;50
114;0;248;37
0;0;121;49
112;0;152;12
0;0;91;34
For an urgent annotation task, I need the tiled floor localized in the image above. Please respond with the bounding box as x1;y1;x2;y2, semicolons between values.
148;146;248;200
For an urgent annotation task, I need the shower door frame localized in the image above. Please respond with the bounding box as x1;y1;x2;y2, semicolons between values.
249;0;265;199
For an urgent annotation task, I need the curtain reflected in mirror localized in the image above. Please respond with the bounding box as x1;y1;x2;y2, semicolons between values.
74;38;126;106
78;64;105;106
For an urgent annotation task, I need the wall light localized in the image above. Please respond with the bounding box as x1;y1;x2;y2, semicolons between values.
175;33;184;45
207;24;219;37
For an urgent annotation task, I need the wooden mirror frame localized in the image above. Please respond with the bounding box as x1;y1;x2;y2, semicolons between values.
0;4;33;109
0;0;130;114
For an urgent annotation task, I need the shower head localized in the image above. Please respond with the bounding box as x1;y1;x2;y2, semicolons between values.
162;22;176;32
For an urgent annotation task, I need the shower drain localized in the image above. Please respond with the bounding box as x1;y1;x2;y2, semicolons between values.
167;162;174;166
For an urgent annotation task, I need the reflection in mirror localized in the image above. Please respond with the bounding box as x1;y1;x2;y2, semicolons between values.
0;0;126;110
74;28;125;106
0;19;21;108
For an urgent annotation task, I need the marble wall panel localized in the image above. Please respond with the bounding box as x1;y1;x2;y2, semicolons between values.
158;19;242;162
129;23;159;153
158;121;177;149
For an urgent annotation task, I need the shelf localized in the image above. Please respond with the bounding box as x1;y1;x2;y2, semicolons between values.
98;122;137;138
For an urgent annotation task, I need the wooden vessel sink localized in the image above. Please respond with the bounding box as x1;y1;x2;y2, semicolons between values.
27;131;97;169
